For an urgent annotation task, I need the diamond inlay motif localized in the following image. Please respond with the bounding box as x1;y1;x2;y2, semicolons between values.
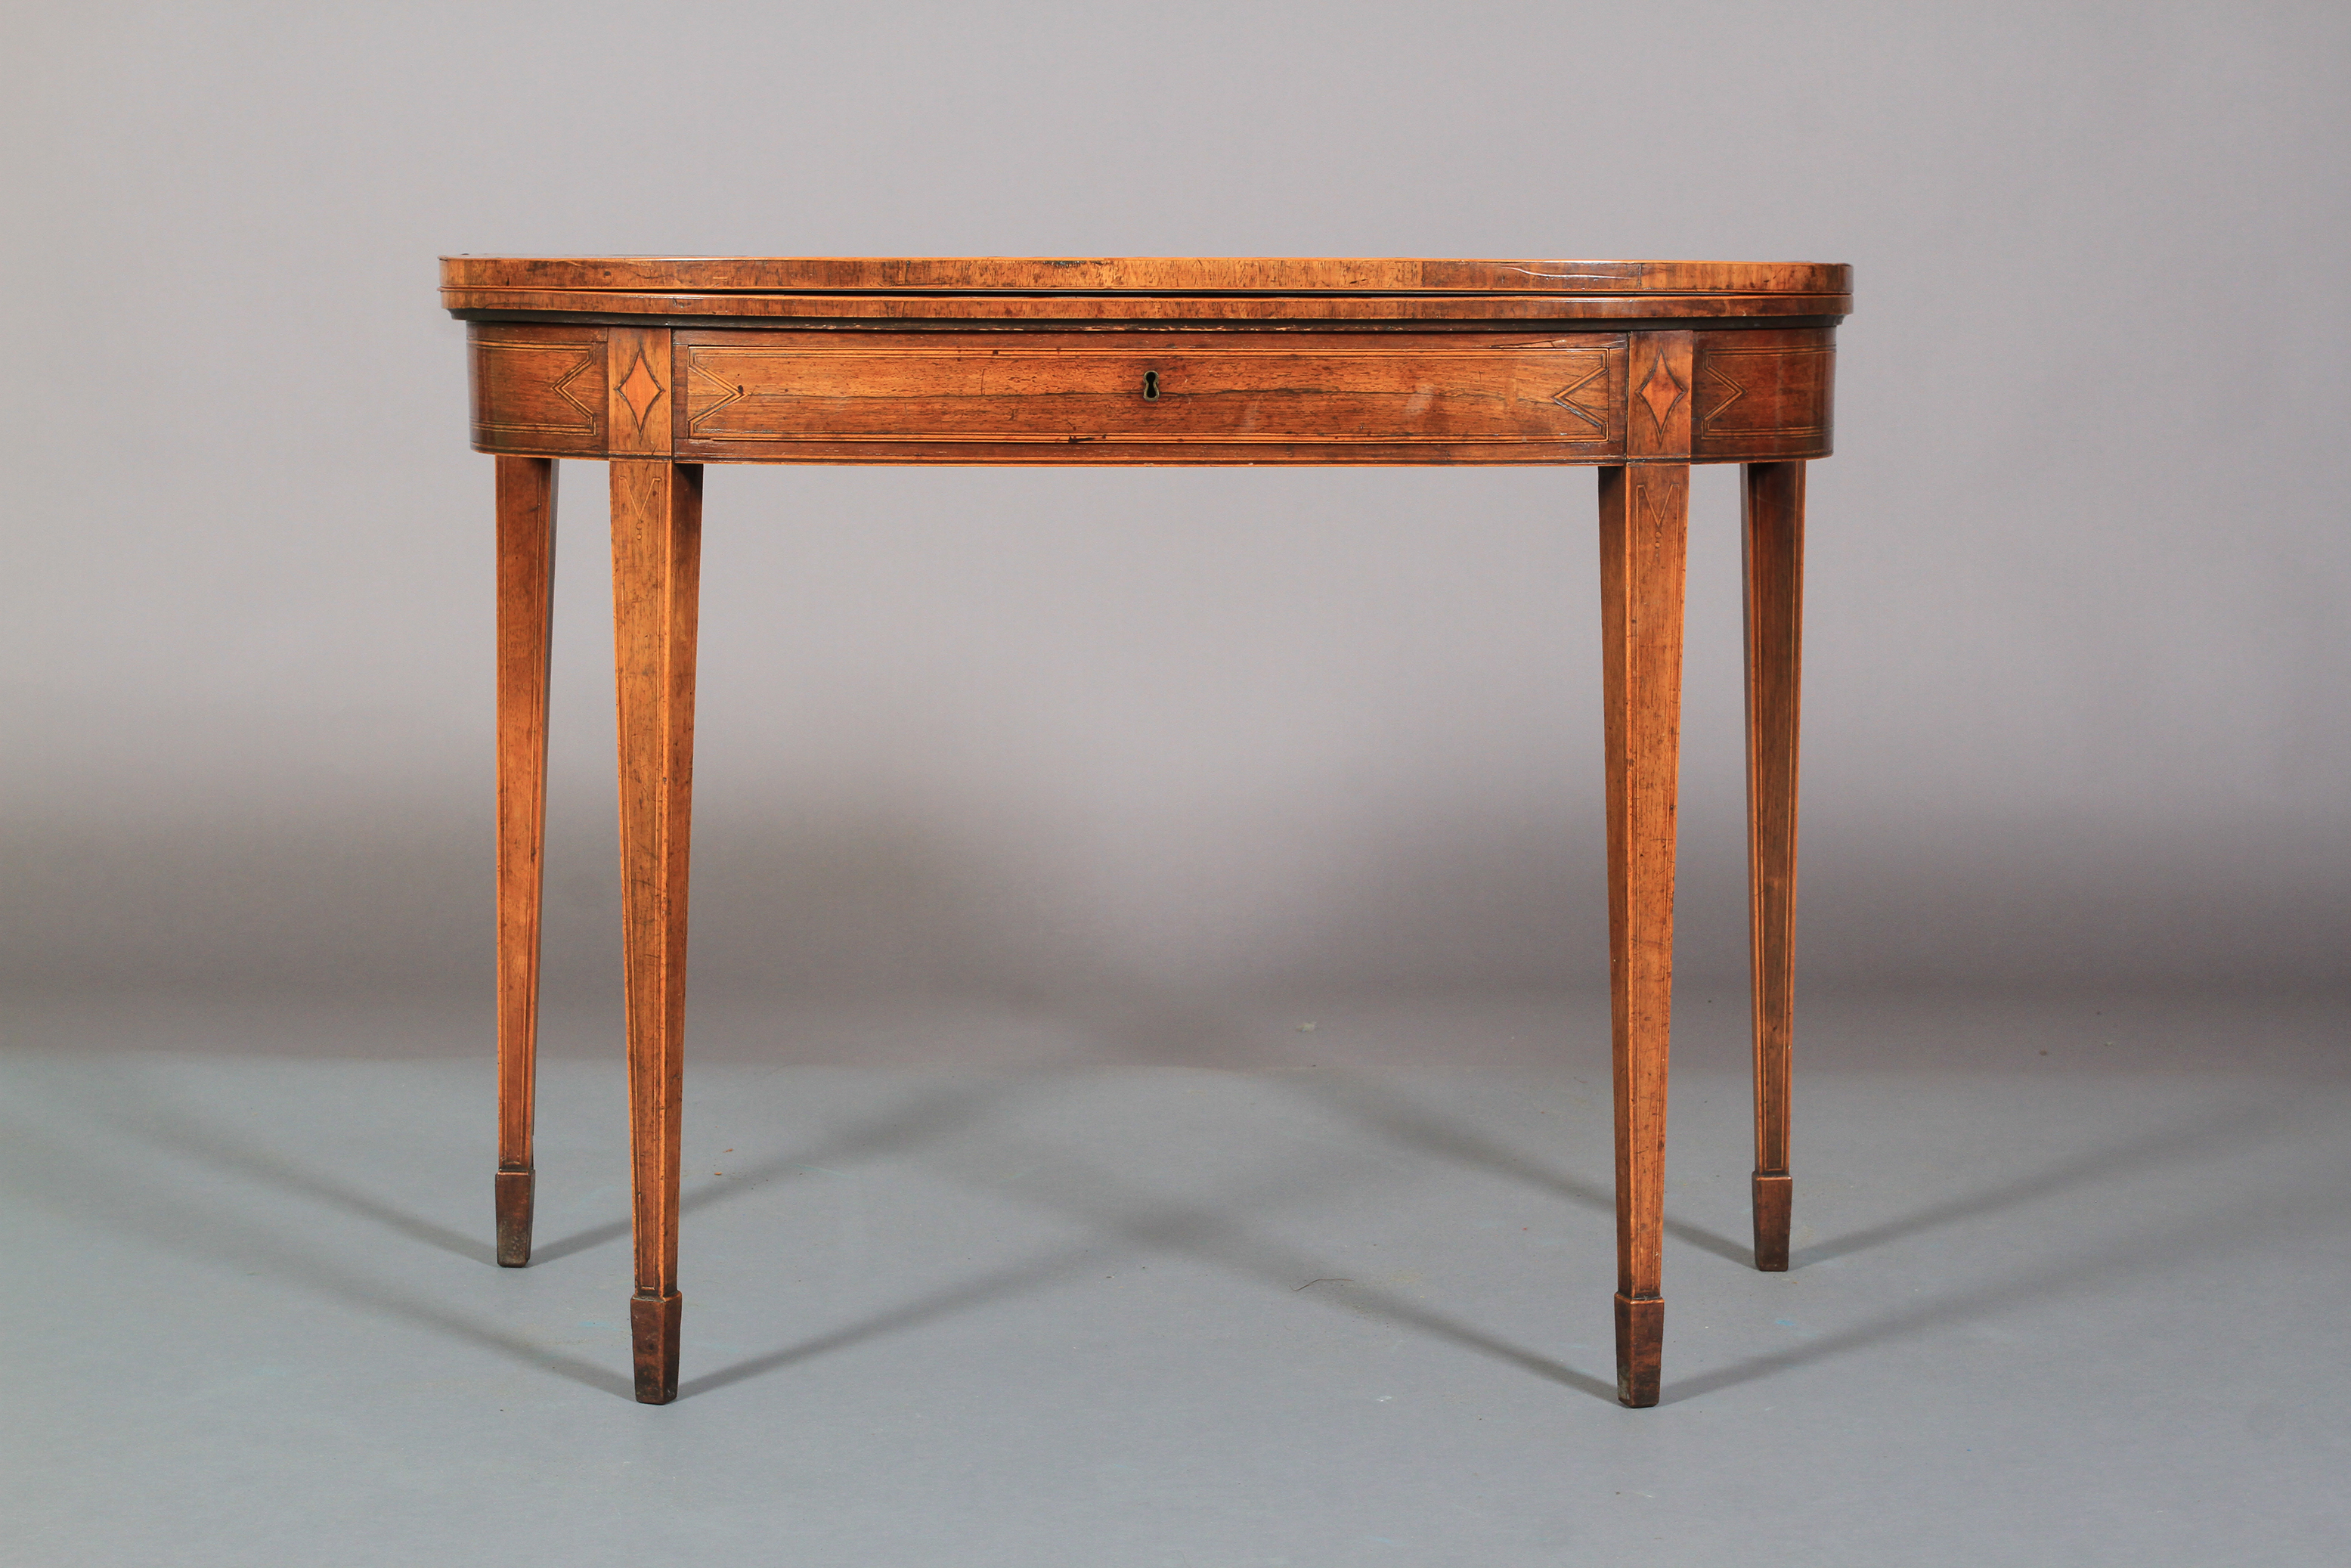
616;350;665;429
1637;351;1684;429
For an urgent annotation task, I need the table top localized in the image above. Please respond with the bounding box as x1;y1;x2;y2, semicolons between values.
441;257;1852;325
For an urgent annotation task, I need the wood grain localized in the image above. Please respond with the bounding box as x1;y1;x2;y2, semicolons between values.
611;457;702;1403
445;290;1852;325
1695;330;1835;461
458;324;1840;467
469;325;606;456
442;255;1851;296
671;330;1625;463
493;455;556;1268
1600;463;1689;1407
1742;461;1805;1273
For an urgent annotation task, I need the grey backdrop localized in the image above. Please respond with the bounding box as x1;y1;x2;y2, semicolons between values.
6;0;2347;1026
8;7;2351;1564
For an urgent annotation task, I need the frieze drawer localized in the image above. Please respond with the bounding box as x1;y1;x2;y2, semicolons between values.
670;330;1629;464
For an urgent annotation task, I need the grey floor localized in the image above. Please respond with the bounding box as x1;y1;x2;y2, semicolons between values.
4;987;2346;1566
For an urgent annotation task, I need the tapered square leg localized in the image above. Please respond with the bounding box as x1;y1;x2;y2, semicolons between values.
1599;463;1688;1409
611;455;702;1403
494;455;558;1267
1742;461;1804;1272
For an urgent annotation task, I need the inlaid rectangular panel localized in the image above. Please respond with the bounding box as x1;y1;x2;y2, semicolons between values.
1691;329;1835;460
469;323;607;456
671;331;1628;464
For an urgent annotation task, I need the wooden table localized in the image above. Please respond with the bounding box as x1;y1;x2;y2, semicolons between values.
441;256;1851;1405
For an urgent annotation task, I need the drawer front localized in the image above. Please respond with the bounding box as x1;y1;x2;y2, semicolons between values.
672;331;1628;463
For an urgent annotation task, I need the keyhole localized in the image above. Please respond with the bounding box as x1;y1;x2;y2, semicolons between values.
1142;370;1160;401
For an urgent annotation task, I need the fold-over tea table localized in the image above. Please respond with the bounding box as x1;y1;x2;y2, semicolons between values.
440;256;1851;1405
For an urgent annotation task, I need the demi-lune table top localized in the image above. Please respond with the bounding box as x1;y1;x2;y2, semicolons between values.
440;256;1851;324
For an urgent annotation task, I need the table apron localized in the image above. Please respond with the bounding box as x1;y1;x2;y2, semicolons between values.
467;323;1832;466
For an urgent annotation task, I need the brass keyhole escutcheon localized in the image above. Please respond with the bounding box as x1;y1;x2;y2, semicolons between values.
1142;370;1160;401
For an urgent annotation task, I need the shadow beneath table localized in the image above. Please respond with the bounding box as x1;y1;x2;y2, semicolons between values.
86;1092;497;1267
0;1107;635;1400
534;981;1299;1266
590;1081;2334;1405
52;1024;2305;1408
533;1063;1073;1264
1663;1160;2339;1403
1659;1095;2328;1403
1787;1097;2292;1269
682;1114;1617;1405
1272;1070;1753;1266
677;1241;1100;1399
22;1060;1108;1404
